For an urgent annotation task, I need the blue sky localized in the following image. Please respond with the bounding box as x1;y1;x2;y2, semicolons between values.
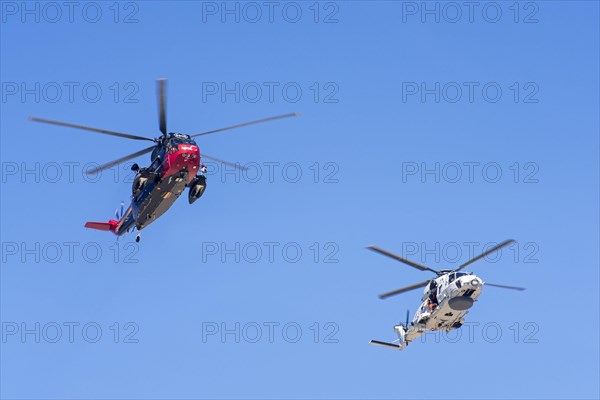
1;1;599;399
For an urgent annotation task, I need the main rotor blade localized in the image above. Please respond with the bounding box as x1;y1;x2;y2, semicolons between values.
485;282;526;291
86;145;155;175
190;112;300;138
158;79;167;136
201;154;249;171
28;117;155;142
454;239;516;272
367;246;439;274
379;280;430;300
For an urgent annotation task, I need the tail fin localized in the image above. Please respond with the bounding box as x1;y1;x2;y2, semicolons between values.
85;220;119;234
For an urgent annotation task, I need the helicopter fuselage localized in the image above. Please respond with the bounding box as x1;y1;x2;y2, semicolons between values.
384;272;484;350
376;272;486;350
107;133;203;236
406;272;483;339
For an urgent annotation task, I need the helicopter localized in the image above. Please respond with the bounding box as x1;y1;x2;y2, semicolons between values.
366;239;525;350
29;79;299;242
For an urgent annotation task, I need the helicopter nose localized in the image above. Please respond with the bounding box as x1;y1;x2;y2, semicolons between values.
468;277;482;287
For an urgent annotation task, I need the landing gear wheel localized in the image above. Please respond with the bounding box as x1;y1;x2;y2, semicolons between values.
136;233;141;243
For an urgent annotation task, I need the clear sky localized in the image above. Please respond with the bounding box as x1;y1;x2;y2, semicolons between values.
1;1;599;399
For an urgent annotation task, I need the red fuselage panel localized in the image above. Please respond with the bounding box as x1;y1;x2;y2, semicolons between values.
161;144;200;182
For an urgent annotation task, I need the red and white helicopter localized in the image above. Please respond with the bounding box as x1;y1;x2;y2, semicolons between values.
30;79;298;242
367;239;525;350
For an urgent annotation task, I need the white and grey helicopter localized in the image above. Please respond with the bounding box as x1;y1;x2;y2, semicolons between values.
367;239;525;350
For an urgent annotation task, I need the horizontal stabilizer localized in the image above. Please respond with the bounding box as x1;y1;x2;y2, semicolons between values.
85;220;118;233
370;340;404;350
85;222;112;231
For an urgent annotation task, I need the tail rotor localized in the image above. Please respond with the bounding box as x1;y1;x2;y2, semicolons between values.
397;310;410;330
115;201;125;220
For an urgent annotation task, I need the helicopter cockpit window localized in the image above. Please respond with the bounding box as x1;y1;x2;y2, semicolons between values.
448;273;456;283
453;272;466;288
427;282;434;292
170;135;194;146
173;133;191;140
